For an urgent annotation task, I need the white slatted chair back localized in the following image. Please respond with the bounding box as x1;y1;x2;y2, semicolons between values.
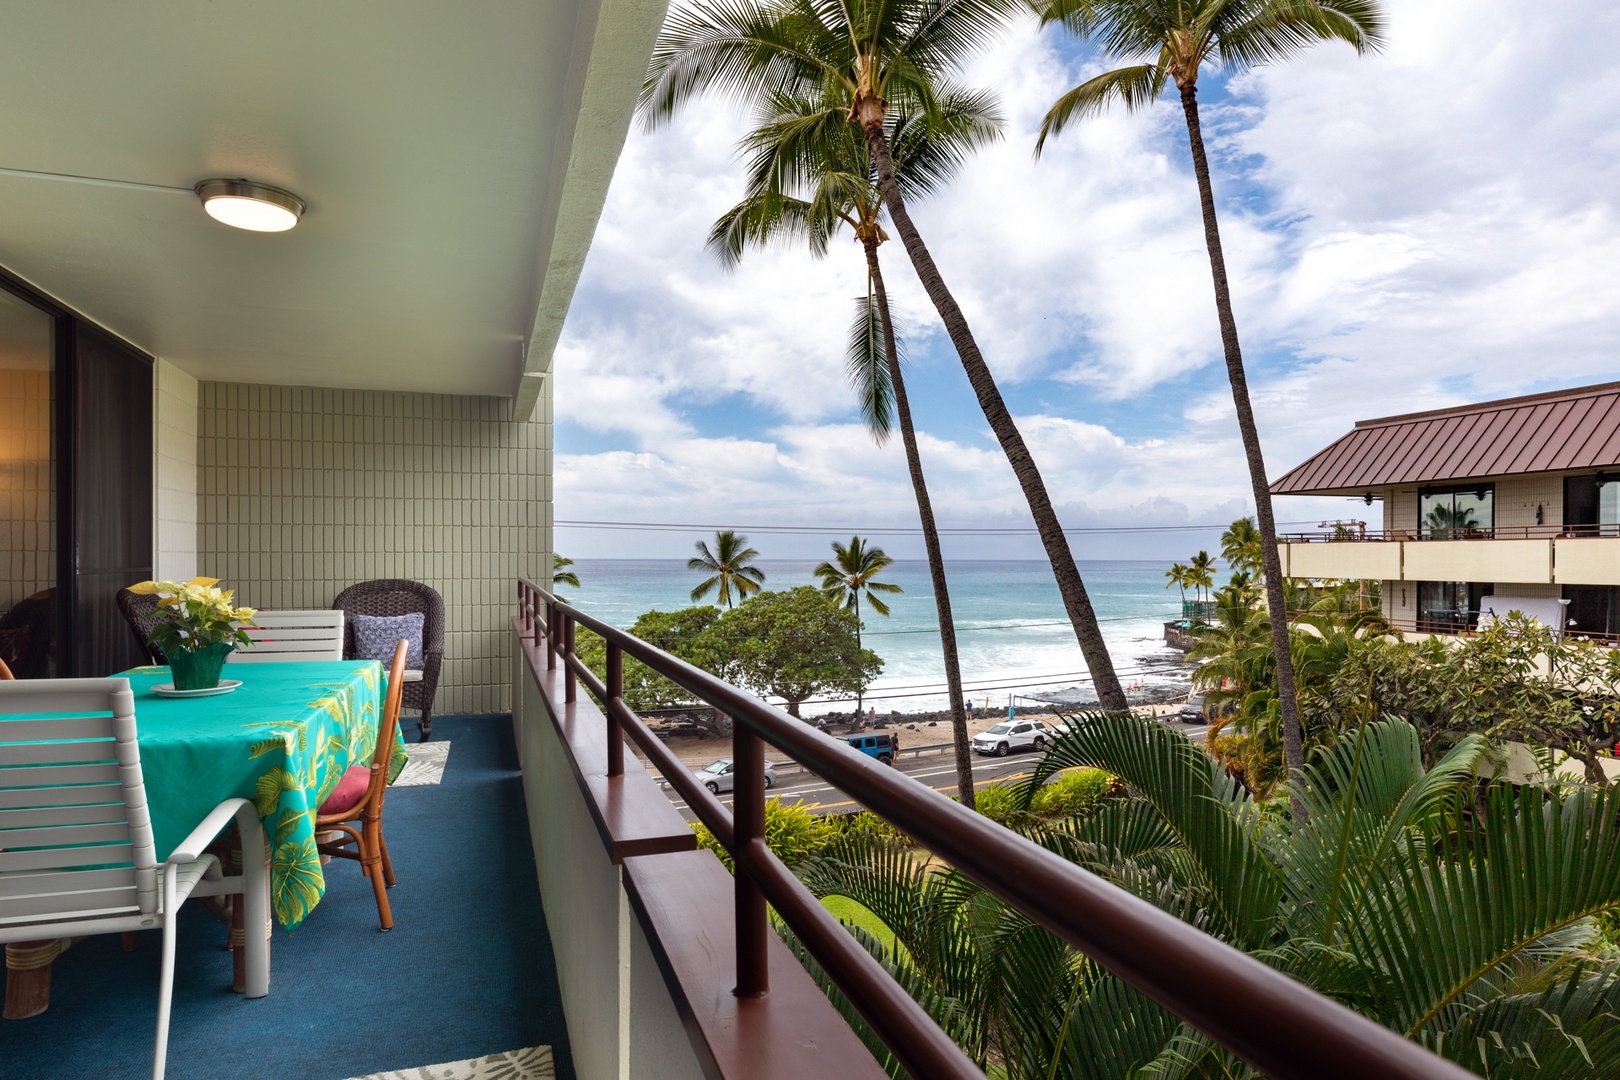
0;678;159;929
229;609;345;664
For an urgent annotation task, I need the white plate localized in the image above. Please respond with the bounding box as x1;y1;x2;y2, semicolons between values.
151;679;243;699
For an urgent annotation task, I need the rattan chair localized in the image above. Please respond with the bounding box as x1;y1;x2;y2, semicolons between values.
0;590;54;678
116;587;166;666
333;579;444;740
315;640;406;931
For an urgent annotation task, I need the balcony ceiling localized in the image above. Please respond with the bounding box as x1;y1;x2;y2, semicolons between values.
0;1;661;411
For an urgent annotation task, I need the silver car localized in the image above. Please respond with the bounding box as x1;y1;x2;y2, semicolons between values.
694;756;777;794
971;719;1048;757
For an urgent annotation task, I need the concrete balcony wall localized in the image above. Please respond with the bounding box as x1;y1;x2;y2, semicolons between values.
1403;539;1553;584
1554;537;1620;585
1283;540;1402;581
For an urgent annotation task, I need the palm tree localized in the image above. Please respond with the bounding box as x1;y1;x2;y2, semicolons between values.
552;553;580;590
1163;560;1190;604
706;84;995;804
815;536;904;715
688;530;766;608
790;712;1620;1078
1032;0;1385;811
1220;516;1263;579
1188;549;1216;604
640;0;1133;715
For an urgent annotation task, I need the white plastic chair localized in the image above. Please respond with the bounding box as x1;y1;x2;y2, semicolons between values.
0;677;270;1080
228;609;345;663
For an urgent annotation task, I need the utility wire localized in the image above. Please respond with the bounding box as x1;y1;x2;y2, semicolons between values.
863;614;1173;635
556;517;1317;537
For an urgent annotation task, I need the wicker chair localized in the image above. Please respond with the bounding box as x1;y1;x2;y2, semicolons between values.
116;587;167;666
334;579;444;740
0;589;55;678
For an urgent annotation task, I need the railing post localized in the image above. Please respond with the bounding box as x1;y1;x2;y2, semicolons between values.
564;614;577;704
606;642;624;777
732;719;769;998
546;602;557;671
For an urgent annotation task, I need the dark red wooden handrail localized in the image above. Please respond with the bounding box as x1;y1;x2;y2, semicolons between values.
517;578;1476;1080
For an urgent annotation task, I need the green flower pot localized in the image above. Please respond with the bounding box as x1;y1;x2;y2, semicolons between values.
166;642;234;691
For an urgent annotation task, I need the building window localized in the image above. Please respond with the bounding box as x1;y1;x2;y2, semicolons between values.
1562;474;1619;537
1564;585;1619;639
1419;484;1494;539
1417;581;1488;633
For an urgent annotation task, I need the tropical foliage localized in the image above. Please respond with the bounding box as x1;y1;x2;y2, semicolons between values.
552;553;580;590
688;529;767;608
788;711;1620;1078
127;576;256;655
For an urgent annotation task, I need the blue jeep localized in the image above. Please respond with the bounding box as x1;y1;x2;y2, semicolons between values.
845;732;899;765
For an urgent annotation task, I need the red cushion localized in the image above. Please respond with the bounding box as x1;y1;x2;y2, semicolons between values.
320;765;371;817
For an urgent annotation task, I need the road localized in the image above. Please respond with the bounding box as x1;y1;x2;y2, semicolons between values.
663;720;1209;822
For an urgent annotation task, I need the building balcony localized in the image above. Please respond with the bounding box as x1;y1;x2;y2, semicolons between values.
1280;527;1620;587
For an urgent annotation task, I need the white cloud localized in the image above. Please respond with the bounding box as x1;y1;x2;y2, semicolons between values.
555;0;1620;554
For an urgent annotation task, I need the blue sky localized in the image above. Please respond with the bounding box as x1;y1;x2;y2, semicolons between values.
552;0;1620;561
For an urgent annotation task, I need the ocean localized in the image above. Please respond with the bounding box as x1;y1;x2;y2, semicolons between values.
560;559;1193;715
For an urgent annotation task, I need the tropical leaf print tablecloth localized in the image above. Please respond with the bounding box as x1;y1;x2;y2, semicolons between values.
121;660;405;929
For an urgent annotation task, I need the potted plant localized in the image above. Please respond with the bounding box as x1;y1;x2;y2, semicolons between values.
128;577;257;690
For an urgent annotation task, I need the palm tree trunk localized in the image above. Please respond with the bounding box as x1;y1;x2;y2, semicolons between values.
853;591;864;716
866;237;976;807
1178;83;1305;813
861;123;1130;714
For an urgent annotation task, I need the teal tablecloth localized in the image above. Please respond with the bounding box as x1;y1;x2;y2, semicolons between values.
122;660;405;930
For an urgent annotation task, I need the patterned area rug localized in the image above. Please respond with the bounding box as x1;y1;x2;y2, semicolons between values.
394;740;451;786
348;1045;554;1080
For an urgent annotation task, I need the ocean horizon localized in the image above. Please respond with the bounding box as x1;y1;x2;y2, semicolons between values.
559;559;1197;715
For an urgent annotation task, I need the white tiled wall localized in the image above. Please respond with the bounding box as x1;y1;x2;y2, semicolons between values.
196;380;552;715
155;359;198;583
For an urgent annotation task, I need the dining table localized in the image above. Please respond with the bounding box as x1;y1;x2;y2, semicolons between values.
3;658;407;1019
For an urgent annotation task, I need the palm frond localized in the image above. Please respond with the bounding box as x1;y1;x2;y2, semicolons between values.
846;292;897;441
1035;63;1164;155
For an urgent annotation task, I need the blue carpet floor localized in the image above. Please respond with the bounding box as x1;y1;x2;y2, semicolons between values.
1;714;575;1080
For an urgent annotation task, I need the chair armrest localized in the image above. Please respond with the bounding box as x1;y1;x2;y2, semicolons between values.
169;797;259;864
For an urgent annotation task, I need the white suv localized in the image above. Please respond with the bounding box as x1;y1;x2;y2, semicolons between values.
971;719;1048;757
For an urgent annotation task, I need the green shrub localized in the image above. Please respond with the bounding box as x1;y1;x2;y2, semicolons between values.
694;797;840;872
1031;768;1120;818
970;783;1029;826
830;810;912;845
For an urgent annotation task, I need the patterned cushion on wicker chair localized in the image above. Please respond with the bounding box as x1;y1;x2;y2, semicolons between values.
351;613;424;669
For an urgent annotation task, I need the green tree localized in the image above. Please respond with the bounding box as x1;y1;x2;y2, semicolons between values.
640;0;1133;714
552;553;580;590
706;83;994;805
1034;0;1385;811
814;535;903;714
791;711;1620;1078
1187;549;1216;603
1220;516;1263;580
1163;560;1190;604
688;529;766;608
717;587;883;717
577;606;729;714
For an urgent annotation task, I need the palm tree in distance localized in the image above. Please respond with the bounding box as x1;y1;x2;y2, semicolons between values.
815;536;903;716
1220;516;1263;580
552;554;580;590
1188;550;1217;605
688;530;766;608
1163;560;1190;605
1033;0;1386;803
706;85;995;803
640;0;1133;715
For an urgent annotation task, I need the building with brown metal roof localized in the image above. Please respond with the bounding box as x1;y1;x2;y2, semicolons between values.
1270;381;1620;640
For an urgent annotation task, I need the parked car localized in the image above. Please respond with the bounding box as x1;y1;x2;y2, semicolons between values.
693;757;776;794
1178;694;1210;724
971;719;1048;757
845;732;900;765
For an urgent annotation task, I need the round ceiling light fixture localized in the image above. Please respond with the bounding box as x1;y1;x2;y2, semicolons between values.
194;178;305;232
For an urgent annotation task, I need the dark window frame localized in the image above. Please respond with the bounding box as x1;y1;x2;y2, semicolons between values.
1417;482;1496;539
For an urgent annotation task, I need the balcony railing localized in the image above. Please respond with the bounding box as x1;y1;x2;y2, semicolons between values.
516;578;1475;1080
1282;524;1620;542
